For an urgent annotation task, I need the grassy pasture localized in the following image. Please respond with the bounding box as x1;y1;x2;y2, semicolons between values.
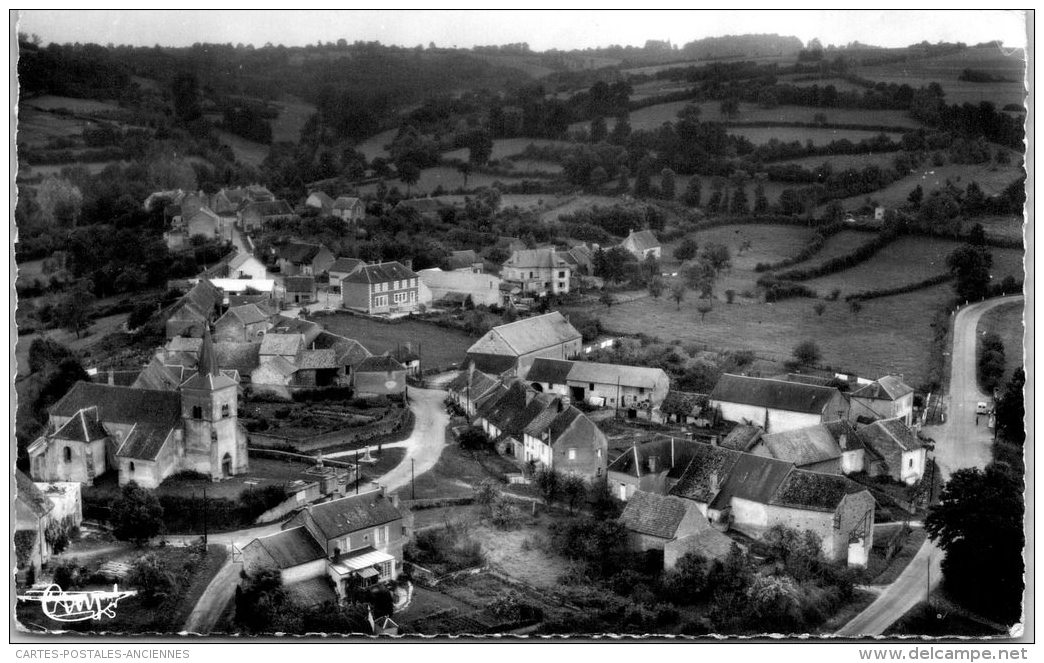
306;311;475;370
270;95;316;144
630;79;695;101
356;165;534;196
781;229;879;271
17;107;83;147
976;300;1025;385
214;129;268;168
355;128;398;162
771;151;908;172
538;194;628;224
728;126;904;146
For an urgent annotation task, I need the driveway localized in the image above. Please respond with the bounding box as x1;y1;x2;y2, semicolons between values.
181;385;450;633
836;295;1022;637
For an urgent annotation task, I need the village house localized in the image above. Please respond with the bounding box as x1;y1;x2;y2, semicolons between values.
269;316;324;346
165;279;226;339
618;490;734;569
277;242;336;277
305;191;335;216
242;487;409;599
709;374;848;434
285;276;317;305
466;312;583;376
394;197;445;221
750;420;875;476
15;472;57;580
213;303;273;342
226;252;270;280
446;368;501;419
341;261;422;316
857;417;927;484
29;328;250;489
260;333;306;363
523;358;671;412
849;375;916;426
418;268;504;308
620;229;661;260
657;390;708;425
669;442;875;566
606;436;703;502
328;257;365;291
500;247;572;297
473;379;608;481
445;250;484;273
352;355;408;399
558;243;596;276
333;196;366;223
239;199;296;232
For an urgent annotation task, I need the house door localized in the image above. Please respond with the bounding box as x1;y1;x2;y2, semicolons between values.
618;483;627;500
570;386;585;402
222;453;232;476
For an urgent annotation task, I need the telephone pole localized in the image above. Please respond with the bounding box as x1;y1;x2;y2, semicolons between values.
411;458;416;500
202;487;208;546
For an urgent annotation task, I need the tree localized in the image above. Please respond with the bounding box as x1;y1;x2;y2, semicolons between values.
720;98;740;120
908;184;924;206
54;284;96;339
456;162;472;188
37;176;83;227
647;276;665;299
589;166;609;189
468;128;494;165
823;200;845;223
458;426;491;451
683;177;702;207
792;340;822;366
397;162;421;196
673;238;699;261
129;553;177;607
978;332;1006;393
634;163;652;198
724;289;736;304
995;368;1026;446
661;551;711;604
695;299;713;322
699;243;731;272
753;178;769;214
925;464;1024;624
660;168;676;200
682;259;716;297
111;482;164;545
589;116;608;143
947;244;993;302
561;475;588;514
594;246;633;283
535;466;561;505
670;282;686;310
236;566;292;633
813;302;826;316
599;290;614;309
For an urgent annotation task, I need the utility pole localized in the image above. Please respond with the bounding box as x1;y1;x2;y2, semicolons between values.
411;458;416;500
355;450;360;494
202;487;208;546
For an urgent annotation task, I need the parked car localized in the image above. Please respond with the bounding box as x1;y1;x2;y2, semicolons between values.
976;401;990;415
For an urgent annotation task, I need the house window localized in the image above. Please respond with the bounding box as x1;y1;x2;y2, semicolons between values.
393;280;399;290
909;458;914;468
529;271;534;278
589;383;595;391
192;405;203;419
211;430;218;444
221;404;230;418
409;290;416;302
597;449;601;458
374;295;388;308
129;462;135;474
558;271;565;278
568;448;577;460
639;387;645;395
63;447;72;463
558;282;565;289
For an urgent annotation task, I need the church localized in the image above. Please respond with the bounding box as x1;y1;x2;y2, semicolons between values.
28;327;249;489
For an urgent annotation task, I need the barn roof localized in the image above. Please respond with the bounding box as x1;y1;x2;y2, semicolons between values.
623;229;660;252
619;491;697;540
710;374;840;415
769;470;867;512
341;261;418;284
852;375;915;401
16;471;54;518
249;526;325;569
467;312;580;358
523;358;574;385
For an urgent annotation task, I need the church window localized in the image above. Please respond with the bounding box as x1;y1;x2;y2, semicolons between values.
63;447;72;462
211;430;218;443
221;404;230;418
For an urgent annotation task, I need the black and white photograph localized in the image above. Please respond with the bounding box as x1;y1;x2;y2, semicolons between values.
9;8;1032;646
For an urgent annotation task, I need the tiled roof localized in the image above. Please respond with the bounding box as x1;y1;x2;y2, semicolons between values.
285;276;316;293
116;425;175;461
467;353;519;376
307;191;335;208
823;419;869;453
53;409;109;443
523;358;574;385
268;316;322;341
51;382;182;429
674;528;735;561
215;342;261;375
719;424;763;452
624;229;660;252
294;491;402;540
356;355;406;373
520;396;563;438
226;304;269;326
567;361;666;389
312;331;372;367
770;470;866;512
467;312;580;358
256;355;297;378
17;471;54;518
166;336;203;353
244;199;294;217
852;375;915;401
249;526;325;569
660;390;706;417
279;242;325;264
228;252;264;273
607;436;701;479
330;257;364;274
619;491;697;539
710;374;840;415
333;196;363;210
761;425;843;466
341;261;418;284
670;443;791;508
503;247;568;269
133;358;188;391
298;349;338;370
860;418;923;453
548;406;583;441
260;333;304;357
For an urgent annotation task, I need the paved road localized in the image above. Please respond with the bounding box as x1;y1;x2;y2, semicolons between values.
181;385;449;633
836;295;1022;637
926;294;1024;480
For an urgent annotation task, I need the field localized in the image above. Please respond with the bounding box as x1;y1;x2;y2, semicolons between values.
822;159;1025;212
661;223;816;275
780;229;879;272
356;165;537;197
772;151;906;172
270;95;316;144
214;129;268;168
306;311;476;370
804;236;1024;296
444;137;573;162
538;194;627;224
977;300;1025;384
355;128;397;162
857;46;1027;107
24;95;122;114
629;79;695;101
727;126;904;146
20;161;125;179
775;75;870;93
17;106;85;147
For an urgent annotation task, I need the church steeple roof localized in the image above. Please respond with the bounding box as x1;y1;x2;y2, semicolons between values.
199;324;219;377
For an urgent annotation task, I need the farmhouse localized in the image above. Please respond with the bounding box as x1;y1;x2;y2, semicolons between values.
277;242;336;277
523;358;670;411
285;276;317;305
239;199;296;232
341;261;422;315
606;436;704;501
446;368;501;418
418;268;504;308
618;490;733;569
213;303;272;342
670;443;875;566
333;196;366;222
500;247;572;297
328;257;365;290
28;328;249;489
466;312;583;376
165;279;225;339
305;191;335;216
751;420;874;476
226;252;269;280
352;355;408;399
857;418;927;484
709;374;848;433
849;375;915;426
243;487;408;598
620;229;661;260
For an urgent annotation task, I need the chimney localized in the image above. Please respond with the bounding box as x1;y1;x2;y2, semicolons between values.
647;455;659;474
709;471;720;494
839;434;848;450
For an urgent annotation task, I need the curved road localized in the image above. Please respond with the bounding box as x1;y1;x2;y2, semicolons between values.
181;386;449;634
836;295;1023;637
